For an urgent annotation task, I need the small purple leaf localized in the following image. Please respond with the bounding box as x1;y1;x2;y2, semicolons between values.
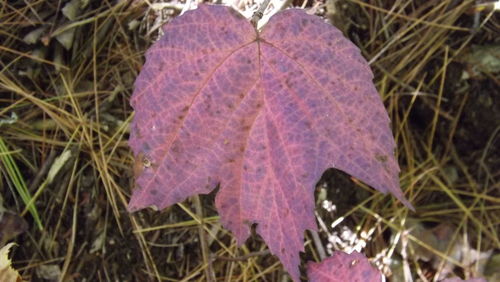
307;251;381;282
441;278;487;282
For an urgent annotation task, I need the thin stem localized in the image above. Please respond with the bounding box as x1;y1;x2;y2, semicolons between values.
251;0;272;27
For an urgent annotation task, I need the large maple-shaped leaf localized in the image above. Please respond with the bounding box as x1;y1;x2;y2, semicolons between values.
307;251;381;282
128;4;412;281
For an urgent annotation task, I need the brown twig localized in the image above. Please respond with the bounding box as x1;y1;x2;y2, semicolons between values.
194;196;216;282
214;250;270;262
251;0;272;27
27;150;57;192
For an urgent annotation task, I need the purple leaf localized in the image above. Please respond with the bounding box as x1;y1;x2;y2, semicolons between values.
441;278;487;282
307;251;381;282
128;5;412;281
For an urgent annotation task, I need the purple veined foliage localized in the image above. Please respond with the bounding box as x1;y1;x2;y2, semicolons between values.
128;4;413;281
441;278;487;282
307;251;382;282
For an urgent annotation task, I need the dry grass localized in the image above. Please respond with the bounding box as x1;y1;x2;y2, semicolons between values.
0;0;498;281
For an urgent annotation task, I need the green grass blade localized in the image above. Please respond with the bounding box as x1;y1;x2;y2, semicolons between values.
0;136;43;230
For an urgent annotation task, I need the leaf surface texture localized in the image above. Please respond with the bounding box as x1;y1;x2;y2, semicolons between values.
307;251;381;282
128;5;412;280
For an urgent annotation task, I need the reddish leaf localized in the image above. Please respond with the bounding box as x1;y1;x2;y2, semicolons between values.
307;251;381;282
442;278;487;282
128;4;412;281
